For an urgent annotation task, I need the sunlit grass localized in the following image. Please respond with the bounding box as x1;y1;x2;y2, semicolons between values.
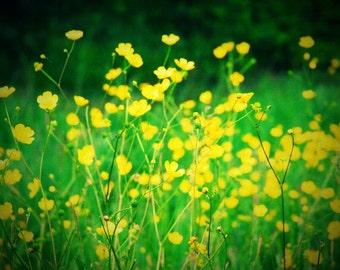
0;31;339;270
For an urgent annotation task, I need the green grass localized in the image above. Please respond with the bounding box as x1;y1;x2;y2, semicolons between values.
0;31;339;270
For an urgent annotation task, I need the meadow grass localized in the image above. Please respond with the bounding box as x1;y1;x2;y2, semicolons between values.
0;31;339;270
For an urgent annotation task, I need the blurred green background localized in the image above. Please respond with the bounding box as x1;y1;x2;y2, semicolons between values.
1;0;340;94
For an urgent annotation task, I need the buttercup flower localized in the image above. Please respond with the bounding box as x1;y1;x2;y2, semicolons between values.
327;220;340;239
96;243;109;259
126;53;143;68
153;66;175;79
213;42;235;59
174;58;195;71
18;230;34;242
298;36;315;49
78;145;95;166
116;154;132;175
65;30;84;41
12;124;35;144
74;95;89;106
105;68;122;81
253;204;268;217
161;33;180;46
168;231;183;245
38;197;55;211
128;99;151;117
115;43;134;57
229;72;245;86
140;121;159;140
90;108;111;128
66;112;80;126
0;86;15;98
199;90;212;104
4;168;22;185
27;178;40;198
163;161;185;181
0;202;13;220
302;89;316;99
34;62;43;72
37;91;58;111
236;41;250;54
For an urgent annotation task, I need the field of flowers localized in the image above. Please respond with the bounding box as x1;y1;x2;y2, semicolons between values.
0;30;339;269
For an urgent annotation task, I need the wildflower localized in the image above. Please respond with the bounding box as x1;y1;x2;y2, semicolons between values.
66;194;81;207
170;69;184;82
6;148;21;160
298;35;315;48
309;58;318;69
330;199;340;213
115;43;134;57
116;154;132;175
65;30;84;41
34;62;43;71
224;196;239;209
168;231;183;245
78;145;95;166
96;243;109;259
37;91;58;111
276;221;290;232
320;187;334;199
66;112;80;126
18;230;34;242
236;41;250;54
90;108;111;128
327;221;340;239
303;249;323;265
105;68;122;81
38;197;55;211
105;102;119;114
27;178;40;198
12;124;35;144
229;71;245;86
238;179;258;197
4;168;22;185
0;86;15;98
106;85;131;100
174;58;195;71
0;202;13;220
140;121;158;140
67;128;80;141
153;66;175;79
270;124;283;137
163;161;185;181
301;180;319;198
253;204;268;217
74;95;89;106
213;42;234;59
128;99;151;117
126;53;144;68
199;90;212;104
161;33;180;45
128;188;139;198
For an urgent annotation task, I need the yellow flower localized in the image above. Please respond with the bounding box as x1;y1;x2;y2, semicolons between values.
34;62;43;72
126;53;143;68
66;112;80;126
78;145;95;166
199;90;212;104
37;91;58;111
140;121;159;140
74;95;89;106
115;43;134;57
298;36;315;49
163;161;185;181
0;86;15;98
96;243;109;260
224;196;239;209
327;220;340;240
303;249;323;265
174;58;195;71
302;89;316;99
105;68;122;81
168;231;183;245
6;148;21;160
106;85;131;100
67;128;80;141
4;168;22;185
128;99;151;117
27;178;40;198
90;108;111;128
229;71;245;86
0;202;13;220
213;42;234;59
236;41;250;54
153;66;175;79
38;197;55;211
105;102;120;114
116;154;132;175
276;221;289;232
65;30;84;41
161;33;180;45
253;204;268;217
238;179;258;197
18;230;34;242
330;199;340;213
12;124;35;144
